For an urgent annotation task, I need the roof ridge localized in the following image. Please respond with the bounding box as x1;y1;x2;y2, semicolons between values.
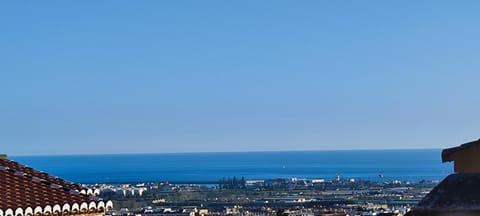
0;158;112;212
0;158;85;191
1;163;84;196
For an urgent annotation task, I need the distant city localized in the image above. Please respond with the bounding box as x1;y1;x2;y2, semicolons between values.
92;176;438;216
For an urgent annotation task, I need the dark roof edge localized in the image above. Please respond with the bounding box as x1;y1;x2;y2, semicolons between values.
442;139;480;162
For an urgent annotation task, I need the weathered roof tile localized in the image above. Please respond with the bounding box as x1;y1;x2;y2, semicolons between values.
0;158;112;214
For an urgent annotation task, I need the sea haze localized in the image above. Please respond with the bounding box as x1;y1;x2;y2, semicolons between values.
11;149;452;184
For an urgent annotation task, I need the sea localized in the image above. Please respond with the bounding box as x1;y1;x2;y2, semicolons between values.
10;149;452;184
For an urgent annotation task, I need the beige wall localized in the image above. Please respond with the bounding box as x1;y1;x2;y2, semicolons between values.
451;145;480;173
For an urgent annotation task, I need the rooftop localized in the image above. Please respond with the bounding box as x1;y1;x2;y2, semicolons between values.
411;173;480;215
0;157;112;216
442;139;480;162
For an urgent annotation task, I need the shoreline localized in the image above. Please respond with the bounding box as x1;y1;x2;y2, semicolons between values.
81;177;443;186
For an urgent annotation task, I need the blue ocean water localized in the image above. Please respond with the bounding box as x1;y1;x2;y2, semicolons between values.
10;150;452;184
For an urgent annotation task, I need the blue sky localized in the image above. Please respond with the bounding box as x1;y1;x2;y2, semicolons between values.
1;1;479;155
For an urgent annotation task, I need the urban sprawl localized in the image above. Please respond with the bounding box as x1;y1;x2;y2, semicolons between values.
92;177;439;216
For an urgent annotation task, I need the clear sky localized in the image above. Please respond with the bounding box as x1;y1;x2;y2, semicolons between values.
1;1;479;155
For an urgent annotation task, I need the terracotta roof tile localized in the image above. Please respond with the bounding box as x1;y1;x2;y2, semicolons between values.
0;159;83;191
0;158;112;215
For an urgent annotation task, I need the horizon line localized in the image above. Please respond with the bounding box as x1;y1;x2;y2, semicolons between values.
8;147;442;157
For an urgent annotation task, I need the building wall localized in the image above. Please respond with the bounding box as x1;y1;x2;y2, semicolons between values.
452;145;480;173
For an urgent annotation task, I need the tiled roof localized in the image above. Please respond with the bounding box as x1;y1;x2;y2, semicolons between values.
0;159;83;191
0;158;112;216
410;173;480;215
